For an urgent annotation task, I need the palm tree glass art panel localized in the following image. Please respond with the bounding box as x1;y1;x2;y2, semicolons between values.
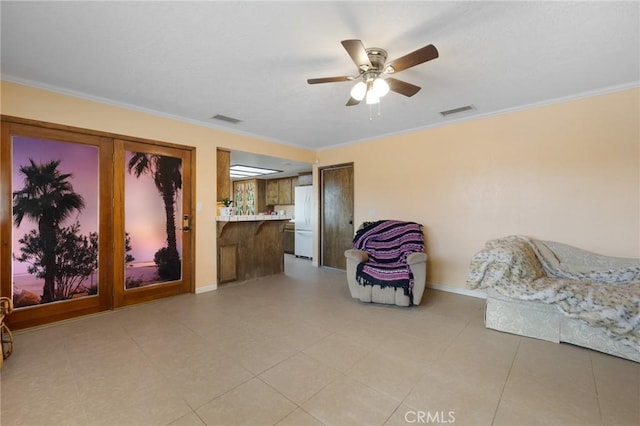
125;151;183;289
11;137;99;308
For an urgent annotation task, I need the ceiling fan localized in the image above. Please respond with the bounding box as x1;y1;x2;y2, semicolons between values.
307;39;439;106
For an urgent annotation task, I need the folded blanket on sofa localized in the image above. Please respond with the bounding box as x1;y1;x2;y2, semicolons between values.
468;235;640;349
530;238;640;283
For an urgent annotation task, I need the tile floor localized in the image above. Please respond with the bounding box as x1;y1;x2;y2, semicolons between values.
1;255;638;426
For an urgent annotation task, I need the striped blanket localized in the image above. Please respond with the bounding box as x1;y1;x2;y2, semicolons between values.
353;220;424;300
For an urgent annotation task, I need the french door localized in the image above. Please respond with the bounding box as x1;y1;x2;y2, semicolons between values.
113;140;192;308
1;118;193;329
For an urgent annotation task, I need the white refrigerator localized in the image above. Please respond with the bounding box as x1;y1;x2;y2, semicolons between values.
294;186;313;258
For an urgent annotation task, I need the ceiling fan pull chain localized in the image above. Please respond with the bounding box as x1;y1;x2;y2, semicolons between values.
368;102;382;121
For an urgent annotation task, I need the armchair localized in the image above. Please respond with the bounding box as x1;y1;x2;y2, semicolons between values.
344;220;427;306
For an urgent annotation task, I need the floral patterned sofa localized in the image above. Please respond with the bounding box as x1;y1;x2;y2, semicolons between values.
467;236;640;362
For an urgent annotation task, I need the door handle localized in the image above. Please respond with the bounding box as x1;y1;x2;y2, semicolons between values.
182;215;191;231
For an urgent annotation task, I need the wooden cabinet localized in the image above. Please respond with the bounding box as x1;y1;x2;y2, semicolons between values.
278;178;292;204
283;224;295;254
266;179;279;205
218;244;237;283
233;179;266;215
265;177;294;205
217;219;288;282
297;172;312;187
216;149;231;201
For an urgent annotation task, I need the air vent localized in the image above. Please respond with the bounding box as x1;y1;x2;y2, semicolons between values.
211;114;242;124
439;105;475;117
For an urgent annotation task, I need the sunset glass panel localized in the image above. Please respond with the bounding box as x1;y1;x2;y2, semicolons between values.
11;137;99;308
124;151;183;289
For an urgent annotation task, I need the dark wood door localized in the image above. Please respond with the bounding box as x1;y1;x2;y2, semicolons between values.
320;164;354;269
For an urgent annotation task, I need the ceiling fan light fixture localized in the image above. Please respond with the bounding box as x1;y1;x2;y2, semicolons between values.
372;77;390;98
350;81;367;101
308;40;438;109
365;89;380;105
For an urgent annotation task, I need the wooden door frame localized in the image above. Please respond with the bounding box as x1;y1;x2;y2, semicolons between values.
319;162;354;269
1;120;114;329
0;116;196;329
113;139;194;308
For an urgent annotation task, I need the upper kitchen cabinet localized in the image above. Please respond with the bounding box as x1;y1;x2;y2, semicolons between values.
217;149;231;201
297;172;312;186
265;177;294;205
278;178;292;204
266;179;279;205
233;179;266;215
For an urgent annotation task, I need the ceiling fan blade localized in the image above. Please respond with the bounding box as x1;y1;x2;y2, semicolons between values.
384;44;439;73
307;76;352;84
387;78;421;97
341;39;372;71
346;97;361;106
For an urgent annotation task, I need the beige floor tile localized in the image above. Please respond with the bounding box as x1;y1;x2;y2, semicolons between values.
260;352;341;404
161;353;254;409
124;320;209;360
384;403;458;426
441;319;521;371
348;349;425;400
336;320;397;350
74;349;167;394
2;256;638;426
590;351;640;426
303;376;400;426
374;330;444;367
83;383;192;426
196;320;266;355
146;337;228;373
303;333;371;372
397;309;470;343
263;319;333;351
508;337;596;397
230;335;299;375
421;290;485;321
276;408;326;426
494;373;601;426
1;379;88;426
196;378;297;426
404;356;507;426
0;341;74;388
167;411;207;426
384;403;417;426
74;368;178;425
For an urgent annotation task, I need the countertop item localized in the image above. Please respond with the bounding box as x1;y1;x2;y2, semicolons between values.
216;214;290;222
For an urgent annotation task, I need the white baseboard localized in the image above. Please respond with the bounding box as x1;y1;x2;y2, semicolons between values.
195;284;218;294
194;279;485;299
428;282;486;299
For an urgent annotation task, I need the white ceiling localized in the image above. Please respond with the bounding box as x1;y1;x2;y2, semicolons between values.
1;1;639;154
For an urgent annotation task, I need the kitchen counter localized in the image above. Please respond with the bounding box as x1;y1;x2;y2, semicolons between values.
216;214;291;222
216;216;290;283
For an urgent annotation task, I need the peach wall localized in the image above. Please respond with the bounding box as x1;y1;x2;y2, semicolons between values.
318;88;640;291
0;81;316;291
3;81;638;295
